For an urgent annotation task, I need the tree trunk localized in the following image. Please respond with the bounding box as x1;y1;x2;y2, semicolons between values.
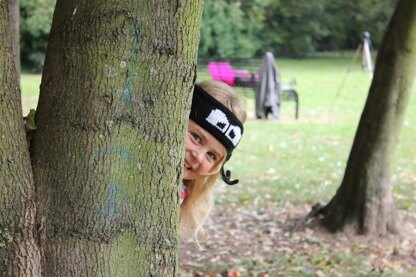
7;0;20;82
320;0;416;235
31;1;203;275
0;1;42;275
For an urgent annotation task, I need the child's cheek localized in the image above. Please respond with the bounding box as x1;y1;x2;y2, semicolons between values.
199;161;214;174
184;135;191;148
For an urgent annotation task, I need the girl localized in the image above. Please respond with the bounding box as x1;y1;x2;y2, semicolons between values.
180;80;247;239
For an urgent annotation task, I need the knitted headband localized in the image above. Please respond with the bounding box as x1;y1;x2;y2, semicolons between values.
190;85;244;155
190;84;244;185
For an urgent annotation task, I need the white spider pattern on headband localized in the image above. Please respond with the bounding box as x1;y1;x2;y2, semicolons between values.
206;109;242;146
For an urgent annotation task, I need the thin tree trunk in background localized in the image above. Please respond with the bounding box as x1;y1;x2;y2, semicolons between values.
320;0;416;235
0;1;41;275
31;1;203;275
7;0;20;83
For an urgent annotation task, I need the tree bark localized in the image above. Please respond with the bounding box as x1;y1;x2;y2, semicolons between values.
31;1;203;275
0;1;42;275
320;0;416;235
7;0;20;82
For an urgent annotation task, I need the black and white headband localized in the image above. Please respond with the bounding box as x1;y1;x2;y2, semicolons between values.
190;84;244;185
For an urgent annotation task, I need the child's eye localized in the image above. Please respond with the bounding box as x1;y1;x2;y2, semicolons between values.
191;133;201;143
207;151;216;161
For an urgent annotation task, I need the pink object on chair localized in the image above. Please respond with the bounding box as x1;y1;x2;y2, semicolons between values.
234;70;251;79
207;61;258;87
208;62;235;86
207;62;221;81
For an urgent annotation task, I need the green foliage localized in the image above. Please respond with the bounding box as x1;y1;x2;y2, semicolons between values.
322;0;395;50
18;1;395;67
199;0;265;58
20;0;56;71
198;0;394;58
261;0;330;57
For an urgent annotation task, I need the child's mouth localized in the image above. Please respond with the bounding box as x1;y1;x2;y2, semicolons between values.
184;162;192;170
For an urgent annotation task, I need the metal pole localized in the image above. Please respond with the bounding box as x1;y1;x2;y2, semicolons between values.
362;31;373;78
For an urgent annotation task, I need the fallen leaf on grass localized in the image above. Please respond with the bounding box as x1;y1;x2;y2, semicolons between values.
228;268;241;277
371;260;385;271
315;270;325;277
317;258;330;268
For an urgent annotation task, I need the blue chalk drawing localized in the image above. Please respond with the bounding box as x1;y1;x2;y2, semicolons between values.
123;88;132;102
100;183;117;218
122;22;140;103
101;146;130;162
90;146;131;165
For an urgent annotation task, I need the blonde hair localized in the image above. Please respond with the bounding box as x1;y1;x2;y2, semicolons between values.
180;80;247;239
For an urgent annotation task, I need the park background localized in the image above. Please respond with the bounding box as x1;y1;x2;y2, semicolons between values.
18;0;416;276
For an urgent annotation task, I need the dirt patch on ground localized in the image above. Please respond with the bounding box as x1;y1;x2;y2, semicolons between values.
179;202;416;276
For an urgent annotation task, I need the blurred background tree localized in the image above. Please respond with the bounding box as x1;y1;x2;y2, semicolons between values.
321;0;397;51
198;0;396;58
20;0;55;71
198;0;265;58
19;0;396;71
260;0;329;57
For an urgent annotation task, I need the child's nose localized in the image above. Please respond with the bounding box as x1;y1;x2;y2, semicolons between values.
192;149;205;163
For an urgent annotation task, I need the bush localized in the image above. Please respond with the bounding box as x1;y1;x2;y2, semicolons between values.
20;0;56;72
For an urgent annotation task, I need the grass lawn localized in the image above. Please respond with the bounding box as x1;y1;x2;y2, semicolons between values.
194;58;416;276
21;57;416;276
21;74;41;116
195;58;416;211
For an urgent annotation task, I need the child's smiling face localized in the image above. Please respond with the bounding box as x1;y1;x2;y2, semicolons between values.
183;120;227;181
